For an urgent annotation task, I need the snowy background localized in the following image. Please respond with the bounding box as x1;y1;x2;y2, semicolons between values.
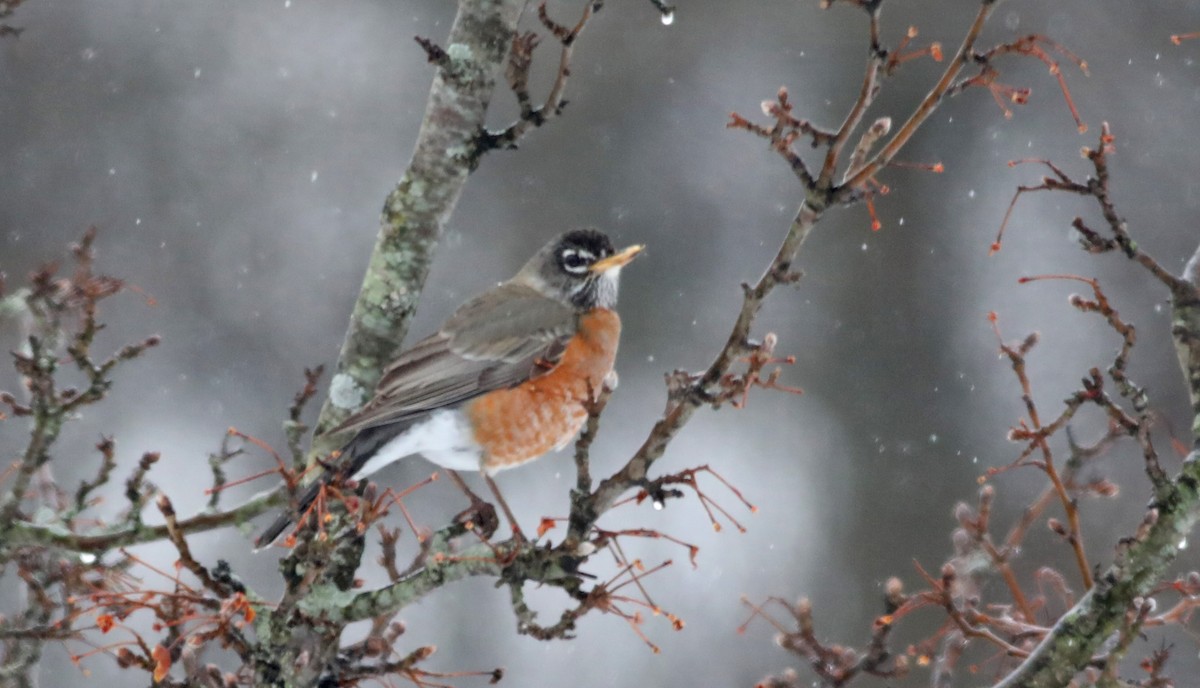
2;1;1199;685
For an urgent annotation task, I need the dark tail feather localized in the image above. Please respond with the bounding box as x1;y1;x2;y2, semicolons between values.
253;480;323;550
252;424;412;550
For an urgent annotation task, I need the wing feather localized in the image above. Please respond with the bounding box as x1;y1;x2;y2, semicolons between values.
325;282;576;436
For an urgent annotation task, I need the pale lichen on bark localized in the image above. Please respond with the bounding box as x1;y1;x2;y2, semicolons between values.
298;543;502;623
5;485;283;553
992;243;1200;688
1177;247;1200;438
310;0;528;460
249;2;529;685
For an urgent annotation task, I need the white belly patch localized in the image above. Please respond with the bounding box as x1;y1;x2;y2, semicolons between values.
350;410;484;479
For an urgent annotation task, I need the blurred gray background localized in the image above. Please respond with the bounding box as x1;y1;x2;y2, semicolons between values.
2;0;1200;685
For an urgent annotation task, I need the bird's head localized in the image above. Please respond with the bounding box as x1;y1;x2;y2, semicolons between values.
516;228;643;311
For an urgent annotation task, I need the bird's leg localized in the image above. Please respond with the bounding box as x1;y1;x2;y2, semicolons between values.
445;469;482;502
445;470;499;540
483;473;527;545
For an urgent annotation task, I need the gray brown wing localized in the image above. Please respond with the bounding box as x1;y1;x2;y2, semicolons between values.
325;282;577;436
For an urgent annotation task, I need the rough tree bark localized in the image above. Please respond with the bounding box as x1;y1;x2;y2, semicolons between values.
991;244;1200;688
251;1;528;685
310;0;528;452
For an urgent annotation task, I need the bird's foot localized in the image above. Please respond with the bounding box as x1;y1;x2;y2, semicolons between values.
453;498;499;542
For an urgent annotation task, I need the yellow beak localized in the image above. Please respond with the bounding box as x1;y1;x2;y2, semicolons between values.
589;244;645;273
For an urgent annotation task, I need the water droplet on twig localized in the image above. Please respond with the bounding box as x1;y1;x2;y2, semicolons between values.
647;0;675;25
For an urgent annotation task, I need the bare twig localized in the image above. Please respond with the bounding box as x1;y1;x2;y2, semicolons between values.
476;1;604;155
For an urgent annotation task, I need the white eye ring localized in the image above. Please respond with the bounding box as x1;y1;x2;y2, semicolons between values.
560;248;594;274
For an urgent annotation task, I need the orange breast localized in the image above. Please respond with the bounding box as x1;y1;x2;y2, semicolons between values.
465;308;622;474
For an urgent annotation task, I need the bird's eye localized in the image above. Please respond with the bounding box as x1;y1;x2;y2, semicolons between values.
560;248;593;274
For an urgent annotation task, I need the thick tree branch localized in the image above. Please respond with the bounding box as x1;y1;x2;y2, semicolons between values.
1173;242;1200;439
563;0;1013;587
4;485;285;553
991;453;1200;688
310;541;505;623
250;3;532;685
988;225;1200;686
566;201;822;547
309;0;528;458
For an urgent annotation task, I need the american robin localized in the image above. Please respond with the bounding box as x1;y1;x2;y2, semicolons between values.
254;228;643;548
